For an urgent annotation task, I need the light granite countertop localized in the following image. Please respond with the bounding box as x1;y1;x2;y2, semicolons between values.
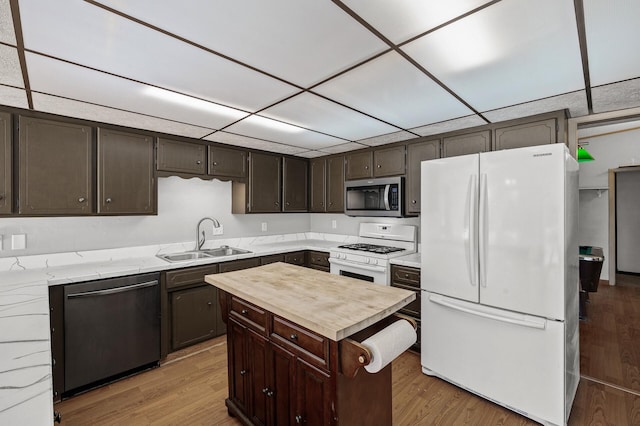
389;252;421;269
0;232;354;425
206;262;415;341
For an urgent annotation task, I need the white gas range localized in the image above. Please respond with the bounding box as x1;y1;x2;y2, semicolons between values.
329;223;417;285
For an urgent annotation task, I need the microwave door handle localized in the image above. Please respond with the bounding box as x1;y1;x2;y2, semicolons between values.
383;185;390;210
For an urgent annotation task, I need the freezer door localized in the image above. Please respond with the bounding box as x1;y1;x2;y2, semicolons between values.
421;154;479;302
421;293;566;426
479;145;567;320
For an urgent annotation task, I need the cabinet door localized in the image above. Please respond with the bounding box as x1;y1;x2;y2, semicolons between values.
248;329;269;426
228;319;250;413
494;118;557;150
345;151;372;180
295;358;332;426
0;112;11;214
373;145;405;177
18;116;93;215
171;285;218;349
209;145;247;179
442;130;490;158
406;139;439;214
157;138;206;175
309;158;326;212
98;128;156;214
249;152;281;213
326;156;344;213
283;157;308;212
270;342;296;426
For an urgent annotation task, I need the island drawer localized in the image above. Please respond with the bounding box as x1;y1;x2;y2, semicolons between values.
391;265;420;289
272;315;329;369
229;297;268;335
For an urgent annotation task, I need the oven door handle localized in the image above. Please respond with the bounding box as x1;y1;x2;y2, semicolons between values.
328;258;386;272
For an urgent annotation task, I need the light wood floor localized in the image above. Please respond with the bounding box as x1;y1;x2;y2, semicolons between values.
56;280;640;425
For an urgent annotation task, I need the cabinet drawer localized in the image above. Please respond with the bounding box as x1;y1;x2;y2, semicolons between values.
391;265;420;289
284;251;306;266
230;297;268;335
308;251;329;268
219;257;261;273
166;264;219;290
272;316;329;369
391;283;421;318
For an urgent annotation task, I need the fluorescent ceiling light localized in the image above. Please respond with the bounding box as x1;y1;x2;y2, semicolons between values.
143;86;243;118
243;115;305;133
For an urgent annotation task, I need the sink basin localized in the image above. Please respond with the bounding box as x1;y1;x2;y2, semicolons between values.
201;246;252;257
158;251;214;262
157;246;252;263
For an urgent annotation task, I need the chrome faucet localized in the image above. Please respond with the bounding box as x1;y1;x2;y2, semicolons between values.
196;217;221;251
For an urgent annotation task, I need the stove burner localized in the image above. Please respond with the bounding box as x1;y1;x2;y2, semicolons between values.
337;243;405;254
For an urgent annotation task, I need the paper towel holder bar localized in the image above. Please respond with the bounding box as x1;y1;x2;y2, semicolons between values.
339;314;416;379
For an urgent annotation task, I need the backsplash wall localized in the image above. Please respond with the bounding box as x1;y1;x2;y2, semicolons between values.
0;177;311;257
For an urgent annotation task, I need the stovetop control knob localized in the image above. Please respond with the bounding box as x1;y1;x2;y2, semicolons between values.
365;258;370;264
370;259;377;265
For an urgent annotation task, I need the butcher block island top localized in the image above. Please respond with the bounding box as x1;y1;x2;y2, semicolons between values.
204;262;415;341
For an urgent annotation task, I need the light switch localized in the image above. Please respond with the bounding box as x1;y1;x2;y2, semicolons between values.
332;220;337;229
11;234;26;250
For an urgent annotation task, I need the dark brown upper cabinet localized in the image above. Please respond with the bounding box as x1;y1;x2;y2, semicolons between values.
442;130;491;158
157;138;206;175
282;157;308;212
374;145;406;177
18;116;93;215
97;128;156;215
0;112;11;215
406;138;440;215
309;158;326;212
345;151;372;180
233;152;281;213
494;118;558;150
209;145;247;180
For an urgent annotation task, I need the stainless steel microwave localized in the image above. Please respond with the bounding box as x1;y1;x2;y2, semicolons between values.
344;176;404;217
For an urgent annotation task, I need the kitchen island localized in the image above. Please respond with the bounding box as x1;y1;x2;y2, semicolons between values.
205;262;416;425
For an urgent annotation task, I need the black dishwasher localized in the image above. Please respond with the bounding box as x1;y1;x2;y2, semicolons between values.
63;272;160;394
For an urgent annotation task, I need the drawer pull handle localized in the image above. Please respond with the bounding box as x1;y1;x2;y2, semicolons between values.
241;309;248;315
295;415;303;423
262;387;269;394
240;369;247;376
207;301;212;307
405;274;410;278
290;333;298;340
267;390;274;397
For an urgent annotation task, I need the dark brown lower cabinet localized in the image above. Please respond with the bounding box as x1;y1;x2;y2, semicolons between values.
307;251;330;272
390;264;421;352
171;285;223;350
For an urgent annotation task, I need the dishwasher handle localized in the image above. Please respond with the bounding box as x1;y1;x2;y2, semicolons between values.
66;280;158;299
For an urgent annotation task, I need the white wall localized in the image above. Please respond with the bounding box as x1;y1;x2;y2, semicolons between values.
0;177;310;257
309;213;420;239
577;121;640;280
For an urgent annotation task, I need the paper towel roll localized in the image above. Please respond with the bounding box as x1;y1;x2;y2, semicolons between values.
362;319;416;374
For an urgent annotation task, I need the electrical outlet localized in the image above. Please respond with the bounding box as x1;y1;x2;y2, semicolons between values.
212;225;224;235
261;222;267;232
331;220;337;229
11;234;26;250
0;235;3;251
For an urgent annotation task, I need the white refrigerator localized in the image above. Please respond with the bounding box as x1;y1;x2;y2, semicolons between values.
420;144;579;426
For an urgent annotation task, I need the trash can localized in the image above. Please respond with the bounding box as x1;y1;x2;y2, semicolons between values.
578;246;604;319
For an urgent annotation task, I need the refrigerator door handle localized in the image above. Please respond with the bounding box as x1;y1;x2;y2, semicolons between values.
429;294;547;330
478;173;488;288
467;174;478;287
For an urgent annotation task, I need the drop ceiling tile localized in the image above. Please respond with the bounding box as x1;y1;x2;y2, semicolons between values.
410;115;486;137
97;0;388;87
319;142;368;154
402;0;584;112
223;115;348;150
261;93;399;140
32;93;215;139
584;0;640;85
592;78;640;114
0;84;28;108
204;131;306;155
358;130;417;147
342;0;490;44
0;0;16;45
19;0;297;111
0;45;23;87
483;91;589;122
314;51;472;129
296;151;327;159
26;53;248;129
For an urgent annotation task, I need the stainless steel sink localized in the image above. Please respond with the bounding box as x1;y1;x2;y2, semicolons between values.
157;246;252;263
201;246;252;257
158;251;214;262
